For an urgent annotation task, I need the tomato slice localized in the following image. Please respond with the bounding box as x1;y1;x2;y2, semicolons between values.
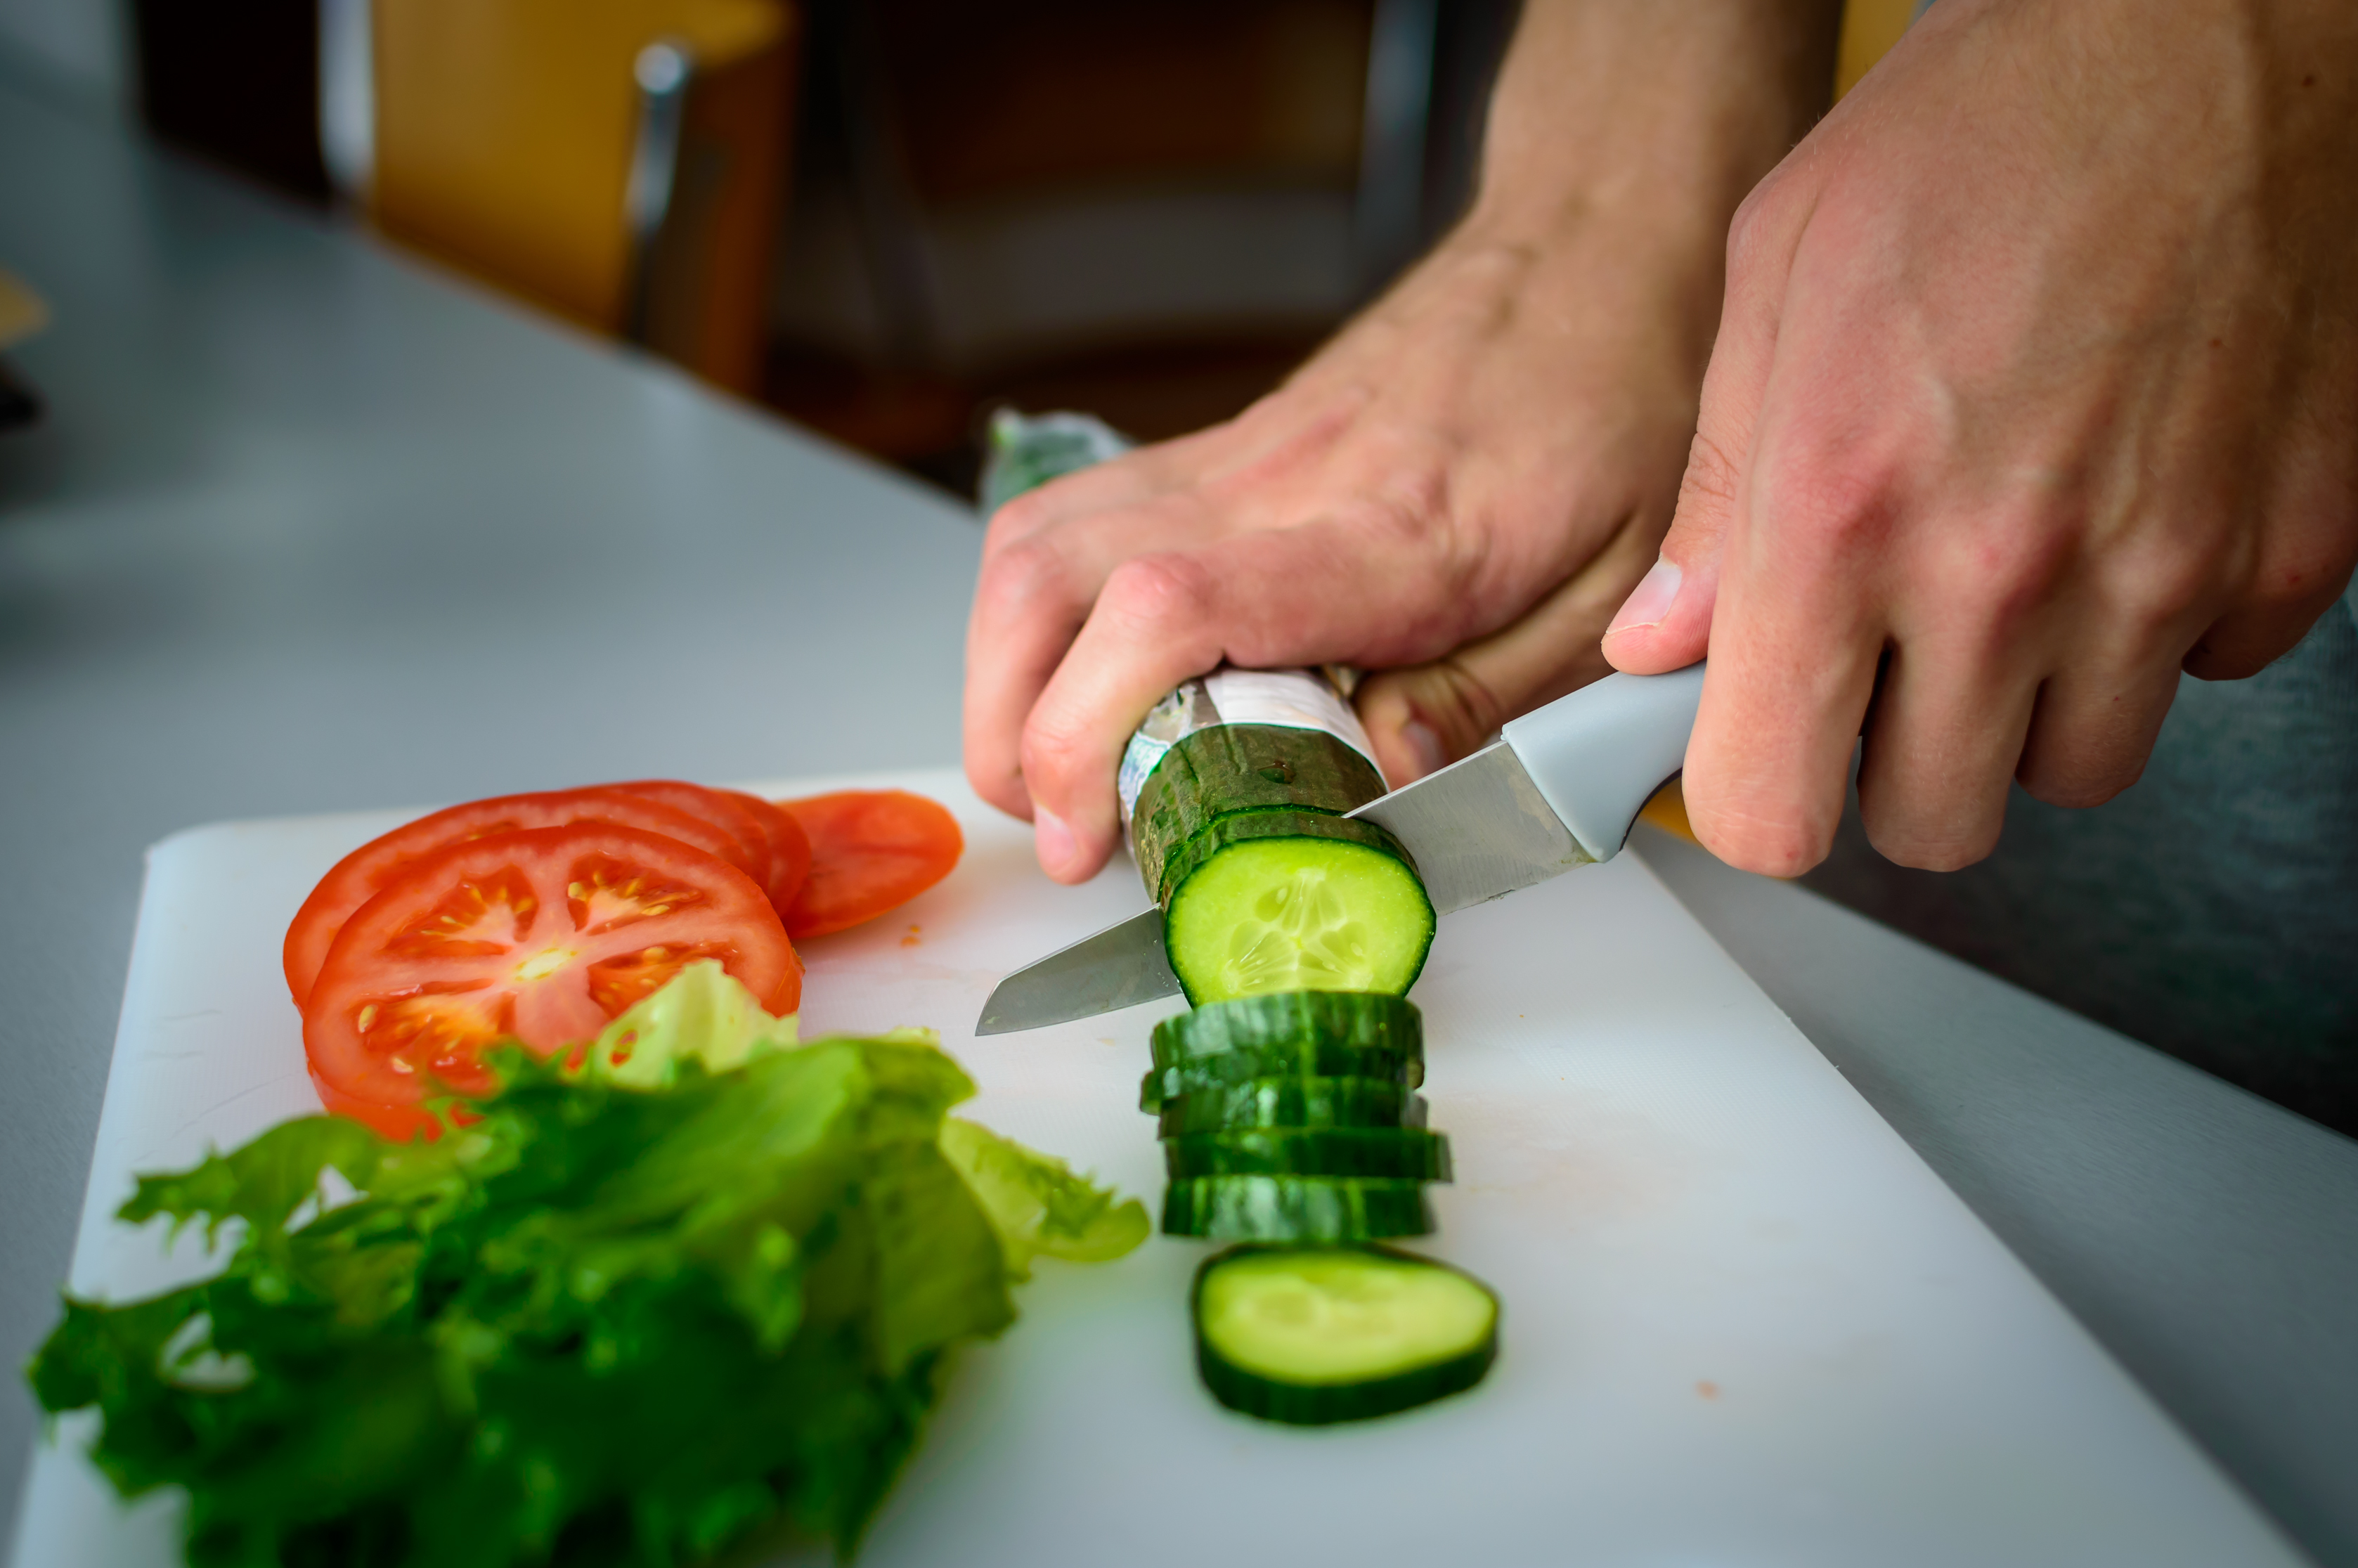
775;789;964;939
304;823;800;1132
721;789;814;914
603;780;774;884
283;788;759;1006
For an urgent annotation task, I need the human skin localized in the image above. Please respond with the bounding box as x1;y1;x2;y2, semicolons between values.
1604;0;2358;875
963;0;1843;883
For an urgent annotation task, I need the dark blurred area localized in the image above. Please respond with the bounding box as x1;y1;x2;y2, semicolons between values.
126;0;1517;497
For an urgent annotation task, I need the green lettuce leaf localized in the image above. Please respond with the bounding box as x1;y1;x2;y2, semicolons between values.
939;1117;1152;1278
27;970;1144;1567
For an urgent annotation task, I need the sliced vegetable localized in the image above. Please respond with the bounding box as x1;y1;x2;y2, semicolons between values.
1127;719;1434;1005
1164;1128;1452;1181
283;786;762;1004
1161;1174;1433;1242
777;788;964;939
606;777;777;881
1153;990;1423;1068
303;823;798;1136
1192;1247;1498;1425
30;968;1146;1567
722;786;815;913
1141;1047;1420;1113
1165;827;1434;1004
1155;1076;1423;1137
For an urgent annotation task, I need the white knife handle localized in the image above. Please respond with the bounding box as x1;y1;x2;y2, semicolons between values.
1500;663;1706;863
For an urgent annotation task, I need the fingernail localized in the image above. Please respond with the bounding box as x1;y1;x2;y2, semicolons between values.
1605;558;1683;638
1033;807;1077;877
1400;720;1447;779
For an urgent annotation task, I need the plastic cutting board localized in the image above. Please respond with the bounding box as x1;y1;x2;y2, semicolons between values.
10;767;2309;1568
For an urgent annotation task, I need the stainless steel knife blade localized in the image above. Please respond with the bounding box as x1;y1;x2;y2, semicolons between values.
974;907;1178;1035
1347;739;1590;913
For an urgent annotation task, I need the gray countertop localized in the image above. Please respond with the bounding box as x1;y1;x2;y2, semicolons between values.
2;67;2352;1568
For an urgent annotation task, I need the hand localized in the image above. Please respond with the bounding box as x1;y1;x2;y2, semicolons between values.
964;0;1841;883
1604;0;2358;876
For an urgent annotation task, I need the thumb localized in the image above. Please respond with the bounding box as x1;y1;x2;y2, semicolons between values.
1603;182;1798;676
1356;517;1661;784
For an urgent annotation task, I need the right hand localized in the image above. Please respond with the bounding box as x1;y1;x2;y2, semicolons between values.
961;0;1841;885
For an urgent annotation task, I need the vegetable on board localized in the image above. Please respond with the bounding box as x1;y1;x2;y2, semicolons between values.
721;787;815;913
283;786;762;1005
28;963;1146;1568
1119;671;1434;1006
1192;1247;1498;1425
303;824;801;1141
776;789;965;940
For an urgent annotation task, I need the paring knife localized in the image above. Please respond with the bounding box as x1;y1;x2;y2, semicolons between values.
974;662;1708;1035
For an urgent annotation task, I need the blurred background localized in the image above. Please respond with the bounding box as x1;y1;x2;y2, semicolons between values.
0;0;1524;493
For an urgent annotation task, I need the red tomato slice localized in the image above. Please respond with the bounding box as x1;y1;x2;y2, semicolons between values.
283;788;759;1006
721;789;814;914
775;789;964;939
304;824;800;1134
602;779;774;883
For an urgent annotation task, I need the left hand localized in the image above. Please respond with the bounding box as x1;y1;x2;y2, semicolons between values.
1602;0;2358;876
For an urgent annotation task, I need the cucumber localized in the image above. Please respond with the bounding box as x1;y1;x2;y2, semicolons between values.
1154;1077;1424;1137
1131;723;1434;1005
1153;991;1423;1068
1192;1246;1498;1425
1140;1048;1421;1113
1165;1129;1453;1181
1162;1175;1433;1241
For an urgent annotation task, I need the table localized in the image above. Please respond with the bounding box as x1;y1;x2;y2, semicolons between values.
2;63;2352;1568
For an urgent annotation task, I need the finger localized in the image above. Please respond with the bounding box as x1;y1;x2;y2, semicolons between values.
1017;519;1459;883
964;408;1373;820
964;484;1246;821
2015;653;2183;808
1852;628;2041;871
1603;175;1806;677
1355;511;1663;784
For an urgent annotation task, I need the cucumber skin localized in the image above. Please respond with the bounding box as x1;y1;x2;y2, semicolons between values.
1140;1047;1423;1113
1165;1129;1453;1181
1132;725;1388;905
1191;1247;1498;1426
1161;1176;1433;1241
1153;992;1423;1070
1155;1078;1425;1137
1156;808;1421;912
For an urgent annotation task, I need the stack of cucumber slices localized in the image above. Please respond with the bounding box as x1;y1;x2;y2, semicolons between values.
1143;992;1498;1425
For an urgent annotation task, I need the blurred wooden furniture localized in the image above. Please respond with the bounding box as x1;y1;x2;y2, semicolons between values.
370;0;799;394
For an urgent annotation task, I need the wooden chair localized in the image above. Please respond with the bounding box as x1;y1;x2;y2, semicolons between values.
369;0;798;394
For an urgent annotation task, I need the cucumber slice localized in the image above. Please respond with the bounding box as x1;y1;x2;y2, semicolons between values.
1165;828;1434;1004
1161;1175;1433;1241
1154;1077;1424;1137
1139;1048;1421;1113
1129;723;1435;1005
1192;1246;1498;1425
1165;1129;1453;1181
1152;991;1423;1069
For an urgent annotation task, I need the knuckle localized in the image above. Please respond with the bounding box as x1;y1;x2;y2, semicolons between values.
1098;552;1215;634
1757;448;1894;560
982;488;1055;553
977;533;1073;616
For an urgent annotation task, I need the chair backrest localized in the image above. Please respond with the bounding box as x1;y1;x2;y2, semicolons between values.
370;0;793;389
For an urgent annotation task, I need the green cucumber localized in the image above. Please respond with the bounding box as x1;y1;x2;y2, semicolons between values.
1165;1129;1453;1181
1132;725;1435;1005
1152;992;1423;1069
1161;1175;1433;1241
1139;1048;1421;1113
1192;1246;1498;1425
1154;1077;1424;1137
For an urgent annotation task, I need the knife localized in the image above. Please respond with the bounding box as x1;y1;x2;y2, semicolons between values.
974;662;1708;1035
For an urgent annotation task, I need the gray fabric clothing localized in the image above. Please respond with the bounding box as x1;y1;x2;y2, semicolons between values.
1805;588;2358;1137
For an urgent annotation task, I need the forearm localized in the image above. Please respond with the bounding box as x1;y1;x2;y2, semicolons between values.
1471;0;1844;252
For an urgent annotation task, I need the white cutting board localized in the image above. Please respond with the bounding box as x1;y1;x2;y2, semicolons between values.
13;767;2307;1568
